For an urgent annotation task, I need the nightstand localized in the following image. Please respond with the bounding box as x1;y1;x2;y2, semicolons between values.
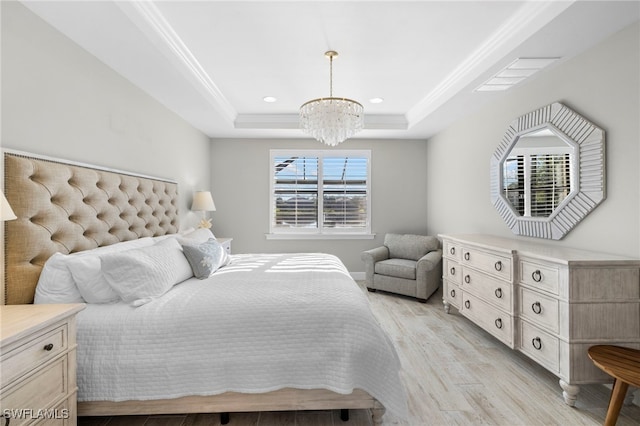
217;237;232;254
1;304;85;426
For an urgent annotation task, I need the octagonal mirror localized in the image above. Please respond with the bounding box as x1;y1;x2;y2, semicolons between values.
490;102;605;240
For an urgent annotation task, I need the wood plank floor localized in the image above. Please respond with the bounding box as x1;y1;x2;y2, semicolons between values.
79;283;640;426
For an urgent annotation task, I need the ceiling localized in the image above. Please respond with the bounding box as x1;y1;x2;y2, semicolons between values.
20;1;640;140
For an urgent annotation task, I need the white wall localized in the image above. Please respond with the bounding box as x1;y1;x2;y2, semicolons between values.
0;2;211;303
1;1;211;229
209;138;429;272
426;22;640;258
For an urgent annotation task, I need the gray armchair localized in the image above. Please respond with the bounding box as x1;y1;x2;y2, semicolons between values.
361;233;442;303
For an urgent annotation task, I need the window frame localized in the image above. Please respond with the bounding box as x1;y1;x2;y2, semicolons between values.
268;149;373;239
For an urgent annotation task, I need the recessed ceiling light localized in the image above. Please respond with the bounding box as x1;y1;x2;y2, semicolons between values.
369;97;384;104
263;96;277;103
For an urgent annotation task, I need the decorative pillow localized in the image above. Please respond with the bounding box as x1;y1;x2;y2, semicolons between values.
177;228;216;245
34;253;85;304
65;237;156;304
182;238;229;279
35;237;155;304
101;237;193;306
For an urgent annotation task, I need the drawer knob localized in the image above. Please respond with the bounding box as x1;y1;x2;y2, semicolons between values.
532;337;542;350
450;247;456;255
531;301;542;315
494;288;503;299
464;300;471;309
532;270;543;282
464;275;471;284
43;343;54;351
495;318;503;329
450;267;456;276
450;289;456;298
464;252;470;261
494;261;503;271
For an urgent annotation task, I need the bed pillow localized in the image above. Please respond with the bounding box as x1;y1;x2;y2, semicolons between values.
35;237;155;304
34;253;85;304
182;238;229;279
65;237;157;304
101;237;193;306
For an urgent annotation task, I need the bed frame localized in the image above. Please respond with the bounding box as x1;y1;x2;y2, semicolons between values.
2;150;386;424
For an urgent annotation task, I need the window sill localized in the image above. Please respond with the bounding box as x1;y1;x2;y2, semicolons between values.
265;233;376;240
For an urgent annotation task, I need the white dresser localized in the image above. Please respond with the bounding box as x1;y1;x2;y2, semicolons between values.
1;304;85;426
440;234;640;405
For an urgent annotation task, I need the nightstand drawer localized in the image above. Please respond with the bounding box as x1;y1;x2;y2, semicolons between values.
2;356;68;426
1;325;66;386
33;399;70;426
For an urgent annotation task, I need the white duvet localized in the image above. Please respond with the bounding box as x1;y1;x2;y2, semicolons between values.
76;253;407;417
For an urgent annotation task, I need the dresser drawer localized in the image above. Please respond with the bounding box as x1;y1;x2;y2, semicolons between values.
461;293;513;347
461;247;512;281
519;320;560;373
519;287;559;334
443;240;462;261
461;267;512;313
443;280;461;309
2;356;68;426
1;325;67;387
443;259;462;285
520;259;560;295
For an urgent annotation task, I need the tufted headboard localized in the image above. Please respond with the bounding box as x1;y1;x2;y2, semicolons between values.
3;150;180;305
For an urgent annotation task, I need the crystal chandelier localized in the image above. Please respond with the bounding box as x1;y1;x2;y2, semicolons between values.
299;51;364;146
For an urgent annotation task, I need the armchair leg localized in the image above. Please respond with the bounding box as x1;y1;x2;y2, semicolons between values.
417;298;427;303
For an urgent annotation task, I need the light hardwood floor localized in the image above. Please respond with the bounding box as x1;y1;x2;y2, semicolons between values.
79;283;640;426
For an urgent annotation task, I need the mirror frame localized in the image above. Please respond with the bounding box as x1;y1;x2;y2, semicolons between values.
490;102;605;240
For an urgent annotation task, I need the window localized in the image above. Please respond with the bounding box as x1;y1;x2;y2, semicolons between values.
503;152;572;217
269;150;371;236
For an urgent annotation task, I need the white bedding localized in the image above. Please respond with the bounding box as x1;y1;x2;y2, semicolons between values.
76;253;407;417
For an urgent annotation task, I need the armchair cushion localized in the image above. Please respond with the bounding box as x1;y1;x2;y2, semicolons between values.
384;233;439;261
375;258;417;280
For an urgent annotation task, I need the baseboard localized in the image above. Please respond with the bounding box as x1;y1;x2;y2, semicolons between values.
350;272;365;281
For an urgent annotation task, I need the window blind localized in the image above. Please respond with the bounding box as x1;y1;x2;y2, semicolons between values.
271;151;370;234
503;153;571;217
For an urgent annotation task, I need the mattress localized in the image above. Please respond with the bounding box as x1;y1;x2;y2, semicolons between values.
76;252;407;417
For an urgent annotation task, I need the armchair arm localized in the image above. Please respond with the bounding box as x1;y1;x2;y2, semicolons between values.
416;249;443;300
416;249;443;273
361;246;389;286
361;246;390;263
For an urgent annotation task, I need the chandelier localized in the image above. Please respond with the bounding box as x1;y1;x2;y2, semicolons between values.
299;51;364;146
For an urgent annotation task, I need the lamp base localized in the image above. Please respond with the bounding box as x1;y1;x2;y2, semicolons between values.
198;218;212;229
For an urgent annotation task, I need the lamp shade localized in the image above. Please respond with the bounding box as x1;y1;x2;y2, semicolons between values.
191;191;216;212
1;190;17;221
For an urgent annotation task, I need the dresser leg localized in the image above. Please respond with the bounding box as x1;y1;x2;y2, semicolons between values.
443;300;451;314
559;380;580;406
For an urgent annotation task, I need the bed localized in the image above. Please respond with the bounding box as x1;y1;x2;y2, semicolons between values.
3;150;407;425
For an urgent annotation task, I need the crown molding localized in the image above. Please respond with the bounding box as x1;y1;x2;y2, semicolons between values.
406;0;575;128
116;1;237;124
234;114;408;130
